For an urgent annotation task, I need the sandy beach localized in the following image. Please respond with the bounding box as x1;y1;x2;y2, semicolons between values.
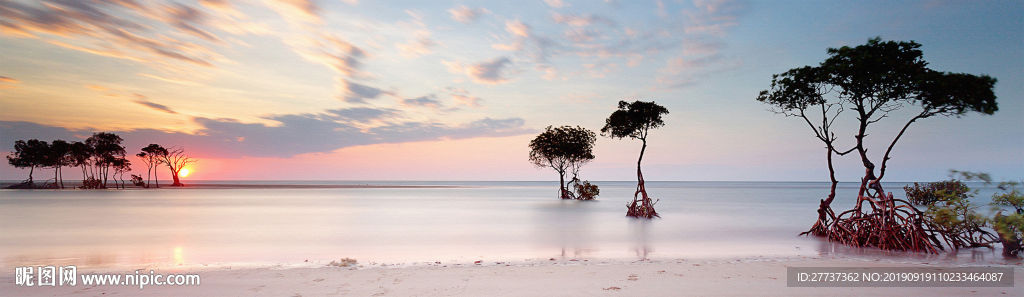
3;256;1021;296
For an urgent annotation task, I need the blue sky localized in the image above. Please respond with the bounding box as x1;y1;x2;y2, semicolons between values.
0;0;1021;181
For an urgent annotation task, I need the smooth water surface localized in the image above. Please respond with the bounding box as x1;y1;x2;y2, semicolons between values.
0;181;1014;269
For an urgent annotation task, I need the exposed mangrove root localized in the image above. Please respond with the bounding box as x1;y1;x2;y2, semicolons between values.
626;171;659;219
800;199;835;237
806;176;1004;254
808;178;940;253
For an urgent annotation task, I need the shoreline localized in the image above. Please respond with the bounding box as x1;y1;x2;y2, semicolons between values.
3;256;1020;296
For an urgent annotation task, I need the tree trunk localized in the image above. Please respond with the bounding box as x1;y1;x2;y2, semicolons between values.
627;138;658;218
559;171;568;199
803;146;839;236
171;170;182;186
102;166;108;189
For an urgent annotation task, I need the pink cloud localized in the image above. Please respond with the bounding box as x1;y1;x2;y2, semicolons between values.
505;19;532;38
544;0;570;9
396;30;435;58
448;5;488;24
263;0;322;23
0;76;21;83
443;57;514;85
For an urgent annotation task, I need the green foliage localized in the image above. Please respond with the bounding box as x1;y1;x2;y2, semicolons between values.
918;71;998;116
528;126;596;169
600;100;669;140
992;213;1023;257
759;37;997;120
821;37;929;105
989;179;1024;257
920;183;992;249
756;66;826;111
904;180;970;205
528;126;597;199
991;180;1023;214
949;170;992;183
917;170;1024;256
757;37;1001;252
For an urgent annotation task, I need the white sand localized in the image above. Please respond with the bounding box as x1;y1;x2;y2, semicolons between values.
3;257;1021;296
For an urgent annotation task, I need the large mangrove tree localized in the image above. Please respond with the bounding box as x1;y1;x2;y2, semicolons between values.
757;37;998;252
601;100;669;219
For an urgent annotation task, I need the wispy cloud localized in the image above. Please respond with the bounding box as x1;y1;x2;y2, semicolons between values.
138;73;205;86
132;94;178;114
448;5;489;24
652;0;747;90
443;57;514;85
505;19;532;38
83;84;107;91
0;76;21;83
158;2;221;43
0;75;21;89
492;19;557;66
396;29;436;58
401;95;442;109
446;88;484;108
339;79;392;104
326;107;399;123
0;0;246;79
262;0;322;24
684;0;745;36
544;0;570;9
551;13;615;27
289;35;369;79
0;112;532;158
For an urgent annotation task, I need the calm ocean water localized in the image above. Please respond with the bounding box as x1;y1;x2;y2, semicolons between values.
0;181;1015;269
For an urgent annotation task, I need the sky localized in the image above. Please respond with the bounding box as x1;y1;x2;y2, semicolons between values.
0;0;1021;182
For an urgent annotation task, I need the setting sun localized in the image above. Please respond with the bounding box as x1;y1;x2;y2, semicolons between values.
180;169;190;178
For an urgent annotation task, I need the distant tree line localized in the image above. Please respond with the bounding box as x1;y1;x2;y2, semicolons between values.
6;132;195;189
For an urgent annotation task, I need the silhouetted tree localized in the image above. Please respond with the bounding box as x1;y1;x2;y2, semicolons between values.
757;37;998;252
601;100;669;218
86;132;127;189
111;157;131;189
529;126;597;199
46;139;71;188
138;144;168;188
67;141;96;188
160;147;196;187
6;139;48;185
130;174;145;187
